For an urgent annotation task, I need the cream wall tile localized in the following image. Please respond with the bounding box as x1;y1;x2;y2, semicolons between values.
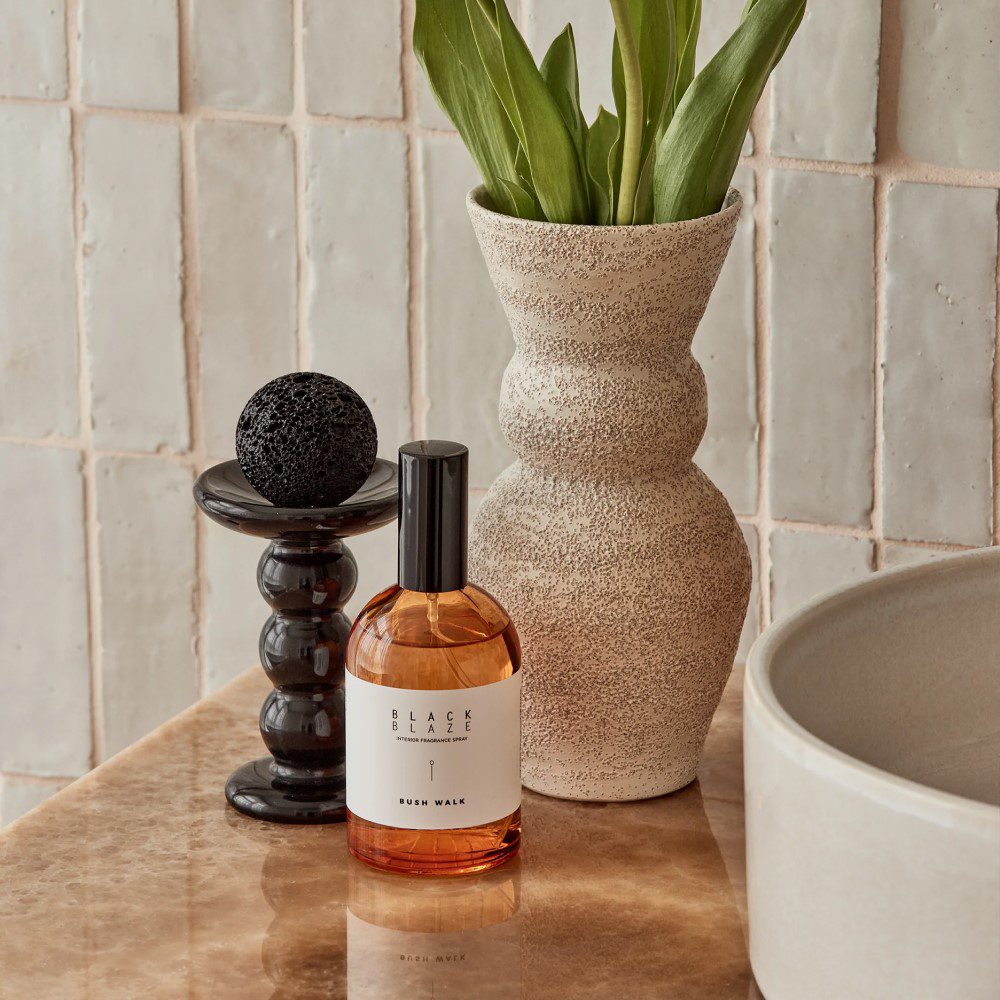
0;105;77;438
304;0;402;118
347;522;398;620
420;134;513;489
524;0;614;122
202;519;262;693
696;0;747;63
881;544;966;570
695;165;757;515
771;0;880;163
883;182;996;546
768;170;875;527
194;0;292;114
0;445;90;776
80;0;179;111
770;529;873;621
84;116;187;452
0;0;67;99
896;0;1000;170
0;775;73;827
96;457;197;758
195;121;297;457
307;126;410;456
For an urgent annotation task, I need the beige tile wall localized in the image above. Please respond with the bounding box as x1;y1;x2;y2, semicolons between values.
0;0;997;824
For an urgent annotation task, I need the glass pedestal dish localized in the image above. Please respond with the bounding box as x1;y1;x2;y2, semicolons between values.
194;458;398;823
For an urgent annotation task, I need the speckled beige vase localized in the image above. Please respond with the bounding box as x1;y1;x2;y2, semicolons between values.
467;186;751;801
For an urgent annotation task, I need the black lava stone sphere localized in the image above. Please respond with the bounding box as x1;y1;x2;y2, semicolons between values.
236;372;377;508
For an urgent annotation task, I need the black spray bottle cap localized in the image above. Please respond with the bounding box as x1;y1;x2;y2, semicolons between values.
398;440;468;593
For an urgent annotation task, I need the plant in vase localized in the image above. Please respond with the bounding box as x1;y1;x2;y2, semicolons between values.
416;0;804;800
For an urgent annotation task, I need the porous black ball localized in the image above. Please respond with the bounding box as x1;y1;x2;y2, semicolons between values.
236;372;377;508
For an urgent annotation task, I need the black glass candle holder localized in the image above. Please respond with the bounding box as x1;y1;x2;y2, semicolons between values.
194;459;398;824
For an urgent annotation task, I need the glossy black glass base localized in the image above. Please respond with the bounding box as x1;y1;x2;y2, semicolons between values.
226;758;346;824
194;459;398;825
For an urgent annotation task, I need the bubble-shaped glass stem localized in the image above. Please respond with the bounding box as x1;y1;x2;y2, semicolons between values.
194;459;398;823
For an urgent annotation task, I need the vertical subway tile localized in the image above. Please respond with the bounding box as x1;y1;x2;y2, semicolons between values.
304;0;402;118
0;445;90;775
695;165;757;515
771;0;880;163
96;457;197;757
420;134;513;489
696;0;748;63
881;543;961;570
194;0;292;114
0;775;73;827
80;0;179;111
307;126;410;454
696;0;753;155
524;0;614;121
896;0;1000;170
203;519;261;693
0;0;67;99
737;523;760;662
770;529;873;620
0;105;77;438
83;116;188;452
768;170;875;527
883;182;996;546
195;121;297;457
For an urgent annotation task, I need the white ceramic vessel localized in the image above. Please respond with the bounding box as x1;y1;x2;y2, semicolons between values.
745;548;1000;999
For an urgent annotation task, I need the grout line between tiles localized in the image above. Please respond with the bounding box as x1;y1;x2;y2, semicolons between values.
0;771;79;784
291;0;311;373
871;180;888;571
869;0;899;571
993;196;1000;544
401;0;428;440
739;514;975;553
177;0;208;701
752;87;774;631
65;0;105;769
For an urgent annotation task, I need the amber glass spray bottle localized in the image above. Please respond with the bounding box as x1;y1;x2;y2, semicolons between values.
345;441;521;875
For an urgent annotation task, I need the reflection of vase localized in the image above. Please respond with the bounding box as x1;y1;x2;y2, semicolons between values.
347;865;521;999
467;188;752;801
522;783;750;998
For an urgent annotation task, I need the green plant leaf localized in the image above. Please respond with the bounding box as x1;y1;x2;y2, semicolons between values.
499;177;544;220
612;0;676;222
632;143;656;223
587;107;619;225
413;0;520;216
468;0;589;224
540;24;587;168
465;0;524;144
672;0;701;111
653;0;805;222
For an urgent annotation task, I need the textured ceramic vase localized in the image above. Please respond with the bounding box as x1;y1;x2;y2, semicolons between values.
467;186;751;801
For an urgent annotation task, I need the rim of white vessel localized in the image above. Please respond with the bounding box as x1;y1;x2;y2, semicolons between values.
467;184;743;232
746;546;1000;831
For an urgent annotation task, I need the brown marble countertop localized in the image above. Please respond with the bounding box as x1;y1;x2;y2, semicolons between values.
0;667;759;999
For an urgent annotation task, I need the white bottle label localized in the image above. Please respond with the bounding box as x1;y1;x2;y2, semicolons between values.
345;671;521;830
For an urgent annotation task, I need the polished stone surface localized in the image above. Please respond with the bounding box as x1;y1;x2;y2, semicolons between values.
0;667;759;999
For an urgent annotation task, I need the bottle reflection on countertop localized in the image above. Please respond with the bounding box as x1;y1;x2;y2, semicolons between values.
346;861;522;999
